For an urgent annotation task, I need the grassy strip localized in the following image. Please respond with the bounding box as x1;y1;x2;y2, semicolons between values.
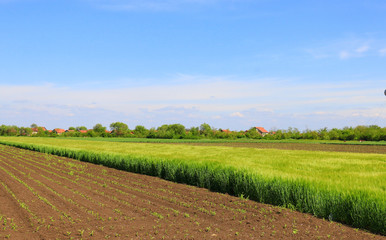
0;139;384;235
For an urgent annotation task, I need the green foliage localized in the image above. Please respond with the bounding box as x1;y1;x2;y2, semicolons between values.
93;124;106;133
109;122;129;136
0;123;385;142
134;125;148;138
245;127;263;139
19;127;32;136
165;124;186;139
200;123;212;137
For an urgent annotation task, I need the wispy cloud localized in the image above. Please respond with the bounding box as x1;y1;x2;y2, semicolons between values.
355;45;369;53
379;48;386;56
230;112;244;118
339;51;350;59
0;76;384;130
306;36;386;60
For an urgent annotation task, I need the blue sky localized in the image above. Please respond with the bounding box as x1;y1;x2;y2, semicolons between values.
0;0;385;131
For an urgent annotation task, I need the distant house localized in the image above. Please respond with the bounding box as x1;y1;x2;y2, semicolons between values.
220;129;231;133
31;127;47;134
253;127;269;136
79;130;87;134
53;128;66;135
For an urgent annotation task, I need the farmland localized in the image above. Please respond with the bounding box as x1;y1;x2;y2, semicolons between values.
0;144;384;239
0;137;385;237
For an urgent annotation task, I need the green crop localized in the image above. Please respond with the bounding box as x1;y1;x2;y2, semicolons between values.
0;137;384;235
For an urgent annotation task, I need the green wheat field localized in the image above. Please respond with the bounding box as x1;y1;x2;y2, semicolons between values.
0;137;384;234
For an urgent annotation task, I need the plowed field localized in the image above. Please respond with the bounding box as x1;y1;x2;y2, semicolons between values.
168;142;386;154
0;145;383;239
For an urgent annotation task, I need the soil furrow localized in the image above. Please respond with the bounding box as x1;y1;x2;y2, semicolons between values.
0;144;383;239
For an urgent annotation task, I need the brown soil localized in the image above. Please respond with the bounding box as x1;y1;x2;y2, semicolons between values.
0;145;384;240
167;142;386;154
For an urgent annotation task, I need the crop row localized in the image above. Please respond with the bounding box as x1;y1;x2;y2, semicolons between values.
1;145;273;238
0;150;160;238
0;139;384;235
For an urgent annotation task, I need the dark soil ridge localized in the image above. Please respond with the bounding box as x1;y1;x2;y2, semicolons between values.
166;142;386;154
0;145;384;239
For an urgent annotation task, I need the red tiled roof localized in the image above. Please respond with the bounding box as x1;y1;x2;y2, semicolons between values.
54;128;66;133
255;127;268;133
79;130;87;133
32;127;47;132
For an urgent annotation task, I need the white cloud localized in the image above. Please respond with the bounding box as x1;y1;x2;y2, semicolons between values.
355;45;369;53
306;36;386;60
0;76;384;130
230;112;244;118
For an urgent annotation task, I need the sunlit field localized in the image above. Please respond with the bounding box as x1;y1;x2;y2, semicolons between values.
0;137;384;234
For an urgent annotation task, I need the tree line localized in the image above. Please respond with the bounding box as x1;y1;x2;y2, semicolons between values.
0;123;385;141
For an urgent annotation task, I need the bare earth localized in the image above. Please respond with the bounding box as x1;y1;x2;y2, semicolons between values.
169;142;386;154
0;145;384;239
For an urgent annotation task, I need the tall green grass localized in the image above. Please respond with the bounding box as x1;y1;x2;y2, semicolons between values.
0;137;384;235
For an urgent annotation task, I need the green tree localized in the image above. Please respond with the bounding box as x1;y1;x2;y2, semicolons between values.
246;127;263;139
134;125;148;137
110;122;129;136
156;124;169;138
328;128;340;140
186;127;200;139
76;126;87;131
167;124;186;138
200;123;212;137
147;128;157;138
19;127;32;136
36;127;47;137
30;123;38;128
93;123;106;133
